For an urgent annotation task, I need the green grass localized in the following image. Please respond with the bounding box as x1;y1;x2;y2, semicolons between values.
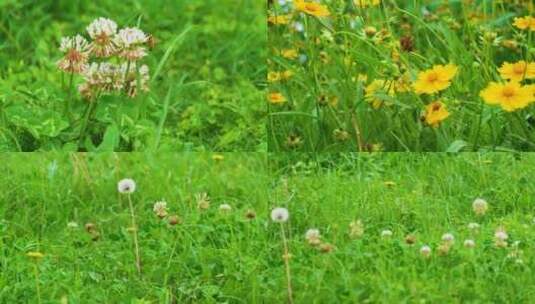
268;0;535;152
2;152;535;302
0;0;266;152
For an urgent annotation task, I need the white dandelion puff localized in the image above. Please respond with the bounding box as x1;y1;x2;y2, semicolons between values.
271;207;289;223
117;178;136;194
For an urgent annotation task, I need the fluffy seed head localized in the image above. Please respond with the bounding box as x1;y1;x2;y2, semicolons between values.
420;245;432;258
117;178;136;194
271;207;289;223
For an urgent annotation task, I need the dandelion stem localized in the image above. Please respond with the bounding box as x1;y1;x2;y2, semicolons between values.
279;223;293;304
127;193;142;276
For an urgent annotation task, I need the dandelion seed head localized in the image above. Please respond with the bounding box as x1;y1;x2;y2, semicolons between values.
271;207;289;223
118;178;136;194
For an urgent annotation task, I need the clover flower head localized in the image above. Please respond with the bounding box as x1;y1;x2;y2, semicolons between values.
87;17;117;39
441;233;455;244
381;229;393;238
305;228;321;245
118;178;136;193
219;203;232;213
57;35;90;73
420;245;432;258
153;201;168;218
472;198;488;215
464;239;476;248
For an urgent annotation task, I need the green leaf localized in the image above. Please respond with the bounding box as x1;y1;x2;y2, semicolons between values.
446;140;468;152
97;124;120;152
4;104;69;139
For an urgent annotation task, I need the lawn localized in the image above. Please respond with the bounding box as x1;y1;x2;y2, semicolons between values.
2;152;535;302
268;0;535;152
0;0;266;152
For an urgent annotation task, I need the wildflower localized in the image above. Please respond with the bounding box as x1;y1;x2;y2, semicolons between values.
405;234;417;245
381;229;393;238
365;79;395;109
121;63;150;97
513;16;535;31
286;134;302;148
467;222;480;231
85;222;96;233
219;203;232;214
271;207;289;223
115;27;148;61
268;14;291;25
494;227;508;248
464;239;476;248
86;17;118;57
196;192;210;210
118;178;136;193
349;220;364;239
168;215;181;226
245;209;257;220
79;62;124;98
441;233;455;245
437;243;451;256
294;0;330;17
27;252;45;260
268;92;287;105
57;35;90;73
333;128;349;141
480;81;534;112
212;154;224;161
472;198;488;216
420;245;432;258
498;61;535;82
413;64;458;95
384;181;396;187
153;201;168;218
353;0;381;8
281;49;298;60
319;243;334;253
424;101;450;127
305;228;321;246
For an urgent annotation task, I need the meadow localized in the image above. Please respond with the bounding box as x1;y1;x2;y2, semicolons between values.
0;0;266;152
268;0;535;152
2;152;535;302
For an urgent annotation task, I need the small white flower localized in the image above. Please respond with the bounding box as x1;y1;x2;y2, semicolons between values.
59;34;90;53
271;207;289;223
441;233;455;243
380;229;393;238
67;221;79;229
153;201;168;218
463;239;475;248
87;17;117;39
495;230;508;241
118;178;136;193
472;198;488;216
420;245;432;258
467;222;480;230
115;27;148;46
305;228;321;245
219;203;232;213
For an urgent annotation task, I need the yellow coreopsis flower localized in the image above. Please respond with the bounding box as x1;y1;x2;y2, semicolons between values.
498;61;535;82
294;0;330;17
280;49;298;60
268;14;292;25
480;81;534;112
353;0;381;8
413;64;458;95
513;16;535;31
424;101;450;127
365;79;395;109
268;92;287;105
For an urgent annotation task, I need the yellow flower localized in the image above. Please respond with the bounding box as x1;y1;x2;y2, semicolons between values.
268;92;287;105
424;101;450;127
268;14;291;25
413;64;458;95
282;70;294;80
294;0;330;17
365;79;395;109
498;61;535;82
353;0;381;8
281;49;298;60
513;16;535;31
27;251;45;260
480;81;534;112
212;154;224;161
268;71;281;83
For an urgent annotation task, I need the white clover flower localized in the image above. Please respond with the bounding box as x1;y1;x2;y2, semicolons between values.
441;233;455;243
467;222;480;230
57;35;90;73
380;229;393;238
121;63;150;97
115;27;148;61
196;192;210;210
472;198;488;216
118;178;136;194
87;17;117;39
67;221;79;229
420;245;432;258
305;228;321;245
219;203;232;213
271;207;289;223
153;201;168;218
463;239;475;248
495;229;508;241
